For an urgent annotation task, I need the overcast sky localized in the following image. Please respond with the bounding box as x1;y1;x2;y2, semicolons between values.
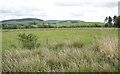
0;0;119;22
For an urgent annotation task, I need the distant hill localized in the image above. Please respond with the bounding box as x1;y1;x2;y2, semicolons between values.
0;18;84;25
1;18;44;24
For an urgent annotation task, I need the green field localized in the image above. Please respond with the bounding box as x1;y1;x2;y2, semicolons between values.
2;22;105;29
2;28;119;72
51;22;104;27
2;28;117;50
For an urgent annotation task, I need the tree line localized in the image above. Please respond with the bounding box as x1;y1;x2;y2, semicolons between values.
1;15;120;29
104;15;120;28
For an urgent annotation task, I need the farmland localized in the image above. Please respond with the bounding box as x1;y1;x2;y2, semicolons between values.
2;21;105;29
1;0;120;72
2;28;117;50
2;28;119;72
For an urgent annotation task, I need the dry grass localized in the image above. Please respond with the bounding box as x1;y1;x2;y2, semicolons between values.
51;39;84;50
2;36;119;72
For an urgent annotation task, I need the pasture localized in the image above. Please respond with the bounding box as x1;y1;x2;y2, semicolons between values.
2;28;117;50
44;22;105;28
2;28;119;72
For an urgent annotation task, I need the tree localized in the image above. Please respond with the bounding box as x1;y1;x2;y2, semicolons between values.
113;15;117;22
105;16;113;27
104;17;108;23
105;15;120;28
113;15;117;27
108;16;112;26
116;16;120;28
33;22;37;25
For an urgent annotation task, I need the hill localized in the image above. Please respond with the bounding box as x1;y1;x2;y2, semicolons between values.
1;18;84;25
1;18;44;24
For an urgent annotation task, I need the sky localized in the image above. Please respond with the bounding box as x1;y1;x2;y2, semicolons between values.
0;0;119;22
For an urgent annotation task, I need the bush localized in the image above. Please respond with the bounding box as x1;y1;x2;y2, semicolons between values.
95;24;101;27
18;33;40;49
105;23;109;27
2;24;17;29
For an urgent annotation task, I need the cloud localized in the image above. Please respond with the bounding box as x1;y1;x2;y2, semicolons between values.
55;2;82;6
70;12;84;17
93;2;117;8
55;1;118;8
54;0;91;7
0;8;46;17
0;0;118;22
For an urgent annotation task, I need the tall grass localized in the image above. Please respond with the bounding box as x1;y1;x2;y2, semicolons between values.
2;36;118;72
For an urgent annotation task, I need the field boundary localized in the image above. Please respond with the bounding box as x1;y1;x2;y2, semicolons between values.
2;28;119;31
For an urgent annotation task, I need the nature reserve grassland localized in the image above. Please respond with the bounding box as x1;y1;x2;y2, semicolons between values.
2;28;119;72
2;28;118;50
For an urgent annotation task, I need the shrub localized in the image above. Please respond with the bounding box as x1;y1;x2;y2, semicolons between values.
95;24;101;27
18;33;40;49
105;23;109;27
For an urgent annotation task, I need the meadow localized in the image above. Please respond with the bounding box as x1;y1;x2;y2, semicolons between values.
2;28;117;50
2;22;105;29
40;22;105;28
2;28;119;72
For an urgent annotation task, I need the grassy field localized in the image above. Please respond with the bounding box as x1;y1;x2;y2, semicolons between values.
2;28;119;72
50;22;104;27
36;22;105;28
45;22;104;27
2;21;105;29
2;28;117;50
